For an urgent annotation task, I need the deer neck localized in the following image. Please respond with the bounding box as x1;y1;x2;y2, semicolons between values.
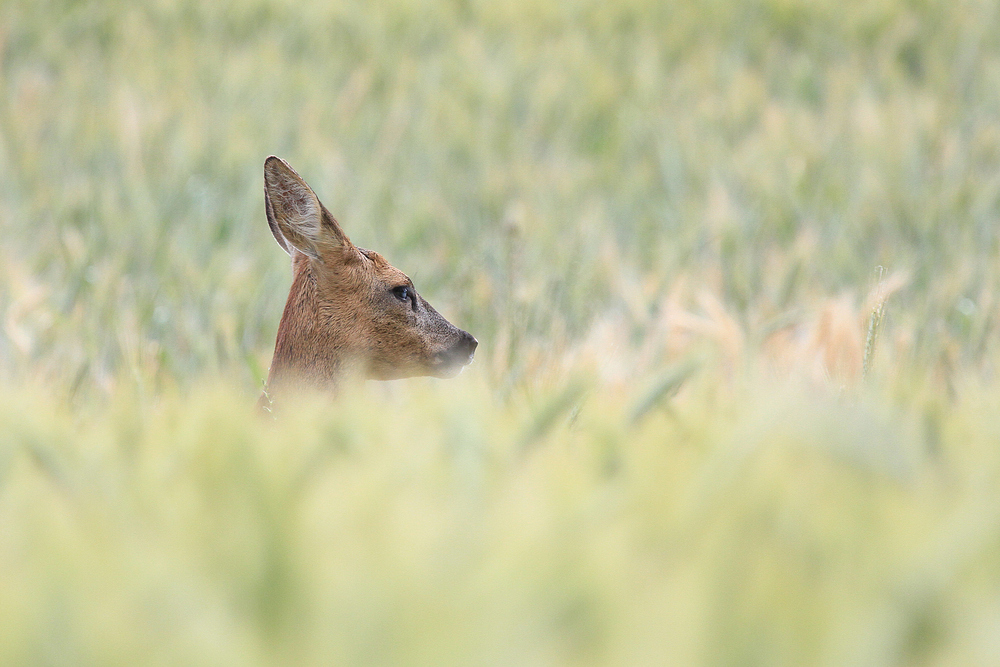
265;254;352;394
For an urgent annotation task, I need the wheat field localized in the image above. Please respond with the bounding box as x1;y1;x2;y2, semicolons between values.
1;0;1000;664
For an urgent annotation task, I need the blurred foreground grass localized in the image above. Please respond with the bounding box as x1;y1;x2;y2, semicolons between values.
2;0;1000;664
3;376;1000;665
0;376;1000;665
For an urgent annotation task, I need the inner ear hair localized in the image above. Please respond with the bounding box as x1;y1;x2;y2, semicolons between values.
320;204;354;250
263;156;356;258
264;163;323;258
264;186;291;255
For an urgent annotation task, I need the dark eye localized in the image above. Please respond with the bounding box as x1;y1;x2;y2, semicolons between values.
392;286;411;303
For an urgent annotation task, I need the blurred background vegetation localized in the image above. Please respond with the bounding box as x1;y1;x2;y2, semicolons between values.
1;0;1000;664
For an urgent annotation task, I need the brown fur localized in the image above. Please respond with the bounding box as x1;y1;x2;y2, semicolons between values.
259;157;476;406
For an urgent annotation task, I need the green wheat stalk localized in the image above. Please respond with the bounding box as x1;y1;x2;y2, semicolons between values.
863;266;887;380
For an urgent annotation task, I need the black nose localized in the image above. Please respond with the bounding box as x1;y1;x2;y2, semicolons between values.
464;332;478;356
447;331;477;366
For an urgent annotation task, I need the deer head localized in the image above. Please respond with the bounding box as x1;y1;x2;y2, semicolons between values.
261;156;477;398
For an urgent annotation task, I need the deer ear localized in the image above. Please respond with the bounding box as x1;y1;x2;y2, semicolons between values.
263;178;291;255
263;156;354;259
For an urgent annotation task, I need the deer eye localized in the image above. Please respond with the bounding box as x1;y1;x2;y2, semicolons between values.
392;286;411;303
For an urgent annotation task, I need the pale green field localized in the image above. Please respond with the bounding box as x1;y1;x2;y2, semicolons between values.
2;0;1000;664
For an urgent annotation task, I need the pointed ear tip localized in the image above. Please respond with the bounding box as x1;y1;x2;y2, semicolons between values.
263;155;294;178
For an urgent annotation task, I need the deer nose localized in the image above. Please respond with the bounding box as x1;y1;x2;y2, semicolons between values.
453;331;477;365
433;331;478;374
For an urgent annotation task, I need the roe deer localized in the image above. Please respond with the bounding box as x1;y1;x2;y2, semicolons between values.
259;156;477;406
